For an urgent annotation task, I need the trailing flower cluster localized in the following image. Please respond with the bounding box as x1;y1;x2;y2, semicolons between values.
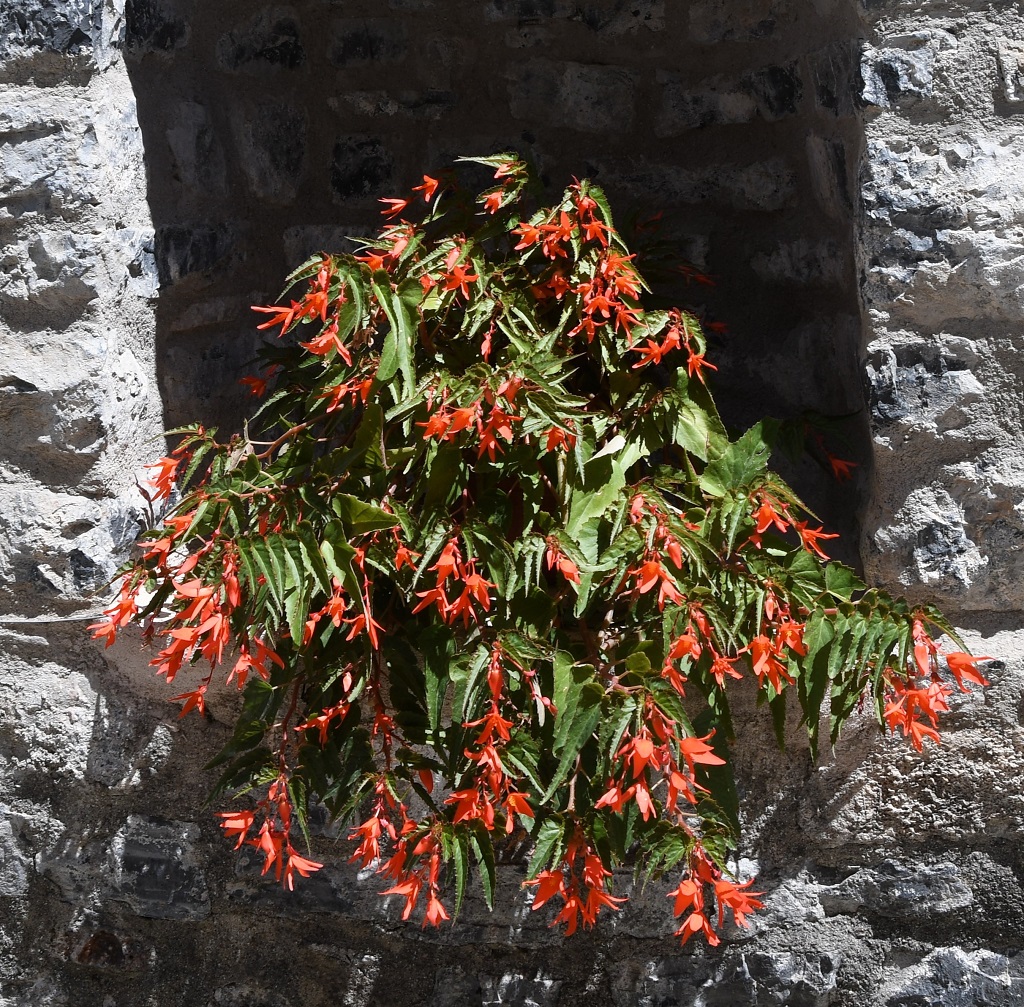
91;154;988;943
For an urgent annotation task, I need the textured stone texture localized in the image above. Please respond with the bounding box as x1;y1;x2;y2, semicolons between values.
1;1;1023;1005
859;6;1024;614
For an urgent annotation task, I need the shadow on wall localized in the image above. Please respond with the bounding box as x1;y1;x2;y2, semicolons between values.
123;0;871;562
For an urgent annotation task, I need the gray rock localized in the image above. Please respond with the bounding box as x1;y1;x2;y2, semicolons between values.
820;861;974;919
328;18;408;67
507;60;638;133
331;136;394;201
233;101;307;203
108;816;209;920
883;947;1024;1007
216;7;305;72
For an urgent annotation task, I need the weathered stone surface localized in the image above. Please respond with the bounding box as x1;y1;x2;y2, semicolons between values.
123;0;189;57
689;0;793;44
330;136;394;201
0;0;97;63
108;816;209;920
881;947;1024;1006
507;60;637;133
328;18;408;67
657;62;802;135
217;7;305;72
485;0;664;33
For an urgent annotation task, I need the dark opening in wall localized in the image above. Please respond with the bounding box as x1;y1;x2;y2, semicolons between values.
125;0;868;561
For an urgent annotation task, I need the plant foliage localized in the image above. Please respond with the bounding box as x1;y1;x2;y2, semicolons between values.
92;155;990;943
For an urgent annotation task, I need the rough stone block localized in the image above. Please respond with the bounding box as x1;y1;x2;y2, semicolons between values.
328;18;408;66
809;40;861;117
689;0;791;44
155;224;234;286
0;0;98;63
862;43;935;108
806;134;851;216
233;101;306;203
883;947;1024;1007
750;238;844;286
217;7;305;72
165;102;227;196
123;0;188;56
282;225;369;264
329;89;457;121
657;62;801;135
507;60;637;133
108;816;209;921
330;136;394;201
485;0;664;33
601;156;796;212
819;861;973;919
0;811;31;898
996;39;1024;104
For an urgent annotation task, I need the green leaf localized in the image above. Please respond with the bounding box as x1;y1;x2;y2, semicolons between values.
332;494;400;536
470;822;497;910
527;816;565;878
699;420;778;497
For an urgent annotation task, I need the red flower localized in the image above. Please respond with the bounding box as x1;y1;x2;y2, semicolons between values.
412;174;440;202
379;197;410;218
945;652;992;692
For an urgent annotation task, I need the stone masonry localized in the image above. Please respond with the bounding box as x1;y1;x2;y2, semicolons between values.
1;1;1022;1005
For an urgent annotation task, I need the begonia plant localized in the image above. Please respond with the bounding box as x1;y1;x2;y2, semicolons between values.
92;154;989;944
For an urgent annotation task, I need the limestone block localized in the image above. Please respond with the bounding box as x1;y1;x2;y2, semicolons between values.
485;0;665;31
996;39;1024;104
507;60;637;133
806;133;852;217
0;102;102;219
329;89;458;121
328;18;408;67
155;224;235;287
0;483;145;601
862;44;935;108
863;134;1024;326
598;156;796;213
750;238;845;287
123;0;189;56
881;947;1024;1007
656;62;802;136
108;816;209;920
330;136;394;201
165;102;227;196
0;0;96;55
689;0;791;44
232;101;306;204
612;946;844;1007
818;861;974;919
809;39;861;117
216;7;304;72
794;636;1024;848
0;811;31;898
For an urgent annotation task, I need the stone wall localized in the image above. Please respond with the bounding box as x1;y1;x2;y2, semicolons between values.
1;1;1022;1005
